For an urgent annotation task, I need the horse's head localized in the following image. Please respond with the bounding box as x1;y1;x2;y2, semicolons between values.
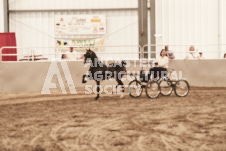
83;48;97;64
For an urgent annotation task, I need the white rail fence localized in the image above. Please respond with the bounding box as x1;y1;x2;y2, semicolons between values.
1;44;226;62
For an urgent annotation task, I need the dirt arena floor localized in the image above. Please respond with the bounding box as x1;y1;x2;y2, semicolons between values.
0;87;226;151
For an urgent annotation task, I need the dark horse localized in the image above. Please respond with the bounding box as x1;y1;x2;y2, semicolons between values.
82;49;127;100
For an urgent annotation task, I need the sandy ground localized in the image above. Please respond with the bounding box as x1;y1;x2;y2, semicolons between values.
0;87;226;151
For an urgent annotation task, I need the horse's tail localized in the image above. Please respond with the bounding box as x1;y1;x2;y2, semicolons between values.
121;60;127;67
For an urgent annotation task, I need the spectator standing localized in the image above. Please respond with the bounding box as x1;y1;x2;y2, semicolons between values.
185;45;199;59
67;47;81;61
165;45;175;59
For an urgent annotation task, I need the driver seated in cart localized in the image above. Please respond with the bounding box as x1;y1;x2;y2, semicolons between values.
141;49;169;82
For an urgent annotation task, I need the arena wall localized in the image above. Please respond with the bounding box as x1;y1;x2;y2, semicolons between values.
0;60;226;93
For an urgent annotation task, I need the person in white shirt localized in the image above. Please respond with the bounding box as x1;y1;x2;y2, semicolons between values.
144;49;169;82
185;45;199;59
66;47;81;61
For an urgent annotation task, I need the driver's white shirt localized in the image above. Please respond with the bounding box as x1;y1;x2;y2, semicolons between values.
156;56;169;68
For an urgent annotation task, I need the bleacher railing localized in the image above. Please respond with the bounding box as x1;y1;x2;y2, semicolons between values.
1;44;226;62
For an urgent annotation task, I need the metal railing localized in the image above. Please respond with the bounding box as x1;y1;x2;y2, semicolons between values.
143;44;226;60
1;44;226;62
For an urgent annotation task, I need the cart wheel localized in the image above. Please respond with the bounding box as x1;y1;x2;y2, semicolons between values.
159;79;173;96
128;80;143;98
174;80;190;97
145;81;160;99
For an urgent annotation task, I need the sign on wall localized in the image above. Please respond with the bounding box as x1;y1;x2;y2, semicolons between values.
55;15;106;35
55;38;104;51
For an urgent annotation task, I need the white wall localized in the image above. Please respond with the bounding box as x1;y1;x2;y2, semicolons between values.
8;0;226;60
222;0;226;58
9;11;138;60
155;0;226;59
9;0;137;10
1;60;226;93
0;0;5;32
9;0;139;60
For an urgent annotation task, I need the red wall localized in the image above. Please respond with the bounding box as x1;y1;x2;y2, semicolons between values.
0;32;17;61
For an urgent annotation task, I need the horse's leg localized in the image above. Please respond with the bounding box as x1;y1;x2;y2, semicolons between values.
95;80;100;100
82;74;87;83
112;85;118;94
116;79;125;98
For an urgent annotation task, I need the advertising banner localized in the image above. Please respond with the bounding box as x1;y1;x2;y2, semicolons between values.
55;15;106;35
55;38;104;51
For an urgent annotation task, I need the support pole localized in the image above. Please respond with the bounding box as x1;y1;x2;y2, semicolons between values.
138;0;148;59
3;0;9;32
150;0;156;58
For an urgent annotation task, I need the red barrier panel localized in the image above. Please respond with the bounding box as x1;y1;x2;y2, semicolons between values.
0;32;17;61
